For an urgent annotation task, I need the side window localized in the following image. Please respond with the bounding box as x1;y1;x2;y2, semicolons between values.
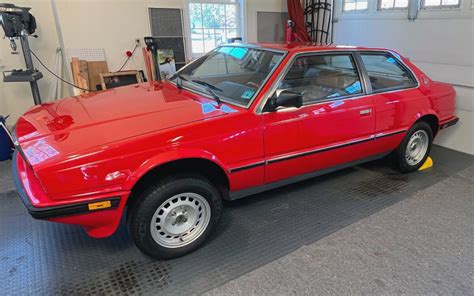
278;54;363;104
360;53;416;92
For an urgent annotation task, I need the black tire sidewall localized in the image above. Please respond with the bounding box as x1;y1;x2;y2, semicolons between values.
396;122;433;173
128;176;222;260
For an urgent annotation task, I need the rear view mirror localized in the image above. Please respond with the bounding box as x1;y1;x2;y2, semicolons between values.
265;90;303;111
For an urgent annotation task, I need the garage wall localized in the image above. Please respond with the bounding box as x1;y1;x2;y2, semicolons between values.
0;0;61;127
54;0;187;74
244;0;288;42
333;0;474;154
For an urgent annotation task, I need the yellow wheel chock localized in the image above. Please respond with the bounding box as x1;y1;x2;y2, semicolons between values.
418;156;433;171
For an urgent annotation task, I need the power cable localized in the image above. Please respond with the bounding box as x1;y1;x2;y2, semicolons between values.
30;49;94;92
115;43;138;72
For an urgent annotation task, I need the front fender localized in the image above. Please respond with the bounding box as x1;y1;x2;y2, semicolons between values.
123;148;229;191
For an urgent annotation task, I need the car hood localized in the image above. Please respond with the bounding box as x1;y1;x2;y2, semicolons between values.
15;81;241;168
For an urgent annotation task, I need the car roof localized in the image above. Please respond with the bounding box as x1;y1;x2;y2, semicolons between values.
227;42;390;54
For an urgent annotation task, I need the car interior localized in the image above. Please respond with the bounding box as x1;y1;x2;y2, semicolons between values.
278;55;363;103
361;54;416;92
182;47;283;105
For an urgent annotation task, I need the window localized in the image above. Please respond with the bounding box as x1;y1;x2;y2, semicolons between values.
378;0;409;10
360;53;416;92
343;0;369;12
178;46;284;106
149;8;187;70
422;0;460;8
277;54;363;104
188;0;240;57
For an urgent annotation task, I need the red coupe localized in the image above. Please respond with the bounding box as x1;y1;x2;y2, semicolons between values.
12;43;458;259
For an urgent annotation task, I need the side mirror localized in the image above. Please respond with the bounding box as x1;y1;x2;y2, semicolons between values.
266;90;303;111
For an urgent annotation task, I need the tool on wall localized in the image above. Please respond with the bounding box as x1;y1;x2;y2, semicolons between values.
0;3;42;105
144;37;162;81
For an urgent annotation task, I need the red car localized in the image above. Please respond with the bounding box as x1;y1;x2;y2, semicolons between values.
12;43;458;259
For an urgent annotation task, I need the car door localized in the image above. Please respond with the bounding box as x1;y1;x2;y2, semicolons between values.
261;52;376;184
358;51;420;154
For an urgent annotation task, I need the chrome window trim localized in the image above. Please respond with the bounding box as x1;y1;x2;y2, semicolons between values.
358;50;419;94
255;49;420;114
168;44;288;109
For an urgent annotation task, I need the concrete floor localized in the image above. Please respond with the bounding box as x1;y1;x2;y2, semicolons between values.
0;146;473;295
206;163;474;295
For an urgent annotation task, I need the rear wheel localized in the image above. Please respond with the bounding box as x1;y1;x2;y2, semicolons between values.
127;175;222;259
394;121;433;173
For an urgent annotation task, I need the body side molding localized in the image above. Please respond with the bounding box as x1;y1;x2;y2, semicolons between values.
229;152;390;200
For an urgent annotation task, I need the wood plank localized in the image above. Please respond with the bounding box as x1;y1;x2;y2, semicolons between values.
87;61;109;90
70;58;90;94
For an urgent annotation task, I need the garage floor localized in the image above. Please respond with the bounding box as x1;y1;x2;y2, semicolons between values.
0;146;472;295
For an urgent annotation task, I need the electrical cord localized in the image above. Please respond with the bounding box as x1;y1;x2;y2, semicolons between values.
115;43;138;72
30;49;94;92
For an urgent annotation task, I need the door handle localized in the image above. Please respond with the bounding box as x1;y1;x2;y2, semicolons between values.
360;109;372;117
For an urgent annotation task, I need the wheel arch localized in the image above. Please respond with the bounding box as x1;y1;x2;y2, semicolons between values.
413;113;439;138
125;152;231;208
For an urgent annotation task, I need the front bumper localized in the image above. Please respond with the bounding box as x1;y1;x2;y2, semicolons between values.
12;150;129;237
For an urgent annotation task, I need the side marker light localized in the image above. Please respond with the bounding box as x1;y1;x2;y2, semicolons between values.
88;201;112;211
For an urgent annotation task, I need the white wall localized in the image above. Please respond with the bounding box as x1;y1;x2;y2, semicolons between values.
244;0;288;42
333;0;474;154
0;0;60;125
55;0;188;73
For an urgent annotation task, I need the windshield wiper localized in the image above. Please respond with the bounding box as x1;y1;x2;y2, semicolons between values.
191;80;222;104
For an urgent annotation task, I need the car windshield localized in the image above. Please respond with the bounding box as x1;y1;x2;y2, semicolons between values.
175;46;285;106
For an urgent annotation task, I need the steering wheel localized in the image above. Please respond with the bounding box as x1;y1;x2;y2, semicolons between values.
246;81;260;88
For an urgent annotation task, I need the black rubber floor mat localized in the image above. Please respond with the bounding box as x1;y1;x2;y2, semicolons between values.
0;146;472;295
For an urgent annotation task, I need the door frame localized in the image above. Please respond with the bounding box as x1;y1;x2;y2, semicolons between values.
253;49;419;114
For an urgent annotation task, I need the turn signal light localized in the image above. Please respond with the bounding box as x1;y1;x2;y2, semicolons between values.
88;201;112;211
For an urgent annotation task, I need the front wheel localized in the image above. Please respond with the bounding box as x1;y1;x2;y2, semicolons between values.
127;175;223;260
394;121;433;173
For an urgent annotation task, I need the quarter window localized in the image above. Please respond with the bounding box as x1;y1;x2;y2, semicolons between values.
278;54;363;104
360;53;416;92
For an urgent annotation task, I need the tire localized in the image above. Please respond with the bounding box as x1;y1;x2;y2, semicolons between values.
127;175;223;260
394;121;433;173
